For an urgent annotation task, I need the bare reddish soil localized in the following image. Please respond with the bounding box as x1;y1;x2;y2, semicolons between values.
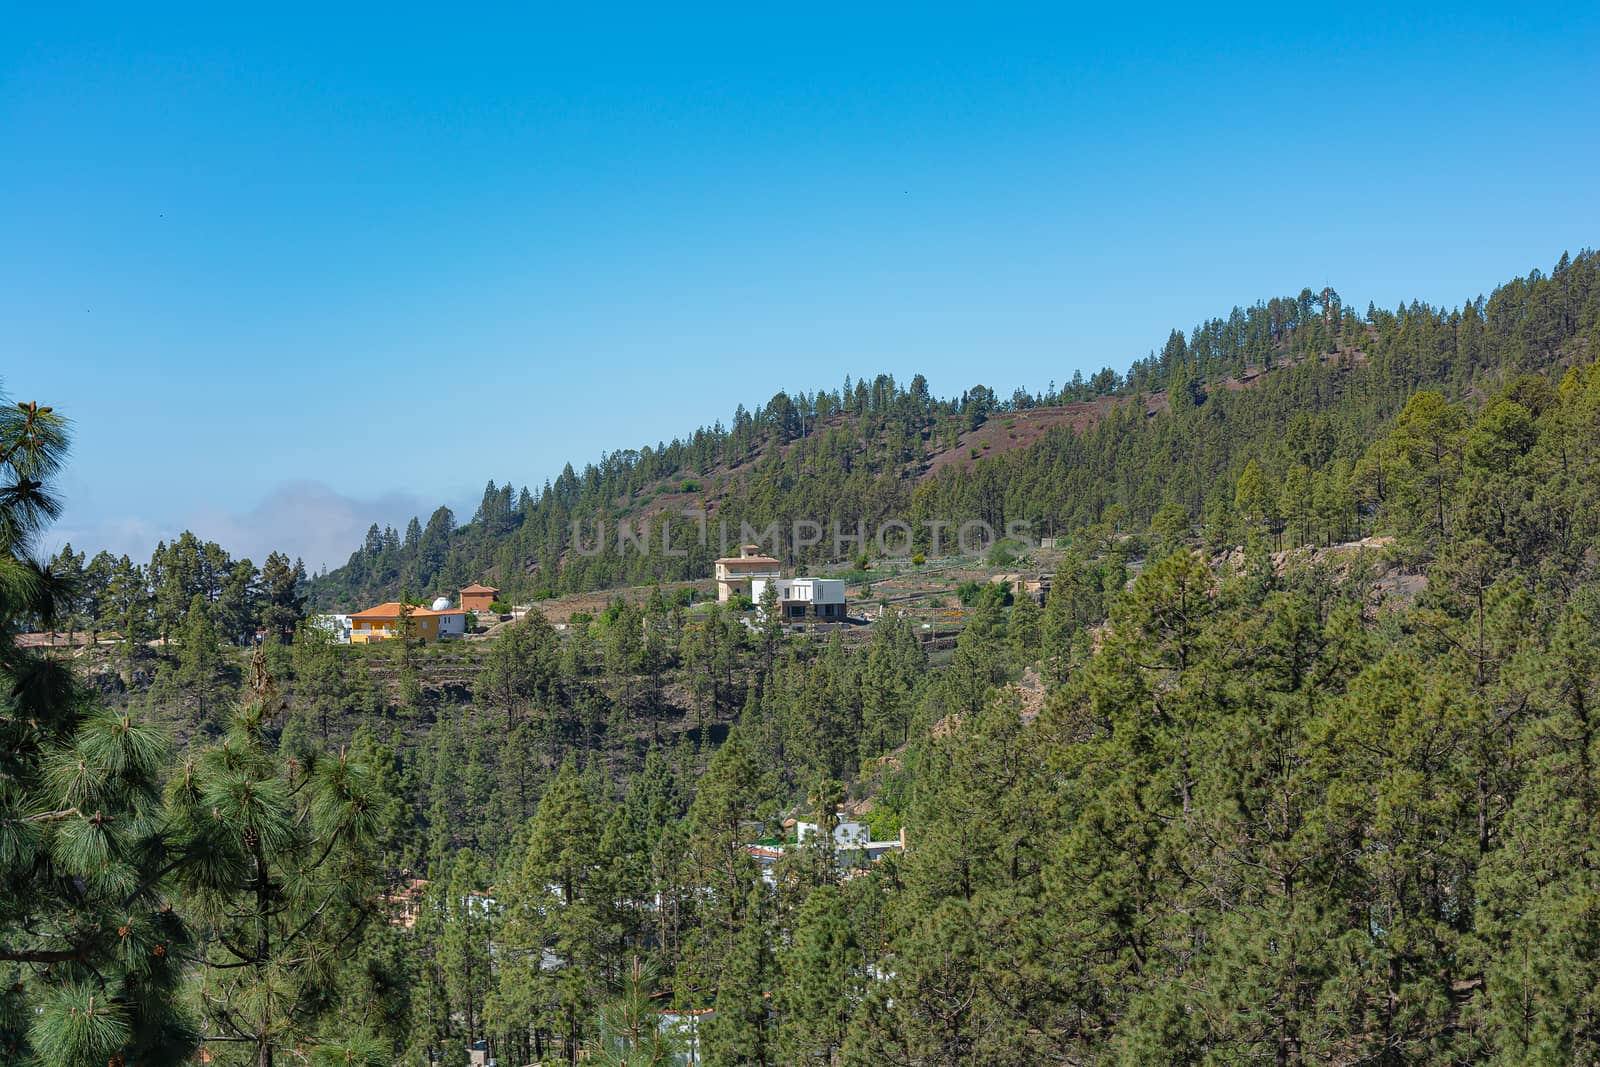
925;395;1167;478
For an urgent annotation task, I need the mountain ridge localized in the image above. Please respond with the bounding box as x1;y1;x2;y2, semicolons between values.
306;253;1598;611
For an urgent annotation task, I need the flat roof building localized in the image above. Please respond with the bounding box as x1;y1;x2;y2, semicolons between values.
752;576;847;620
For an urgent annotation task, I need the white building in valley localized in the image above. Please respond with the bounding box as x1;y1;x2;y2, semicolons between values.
751;576;847;621
796;817;905;864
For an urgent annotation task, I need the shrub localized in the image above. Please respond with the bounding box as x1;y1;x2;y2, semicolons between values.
911;552;926;566
987;539;1026;567
956;579;986;606
865;805;903;841
489;600;512;614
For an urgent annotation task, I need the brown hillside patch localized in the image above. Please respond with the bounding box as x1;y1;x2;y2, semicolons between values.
1214;347;1368;391
577;347;1353;534
514;580;713;626
924;395;1167;479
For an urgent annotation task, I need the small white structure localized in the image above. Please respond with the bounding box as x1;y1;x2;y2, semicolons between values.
309;614;352;644
430;596;452;611
752;576;847;621
798;819;869;849
434;609;468;640
797;818;903;863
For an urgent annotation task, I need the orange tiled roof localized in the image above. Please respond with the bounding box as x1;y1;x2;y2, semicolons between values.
460;583;500;594
745;845;785;859
349;602;466;620
715;555;781;566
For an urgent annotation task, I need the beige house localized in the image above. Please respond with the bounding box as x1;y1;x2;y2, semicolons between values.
714;544;782;603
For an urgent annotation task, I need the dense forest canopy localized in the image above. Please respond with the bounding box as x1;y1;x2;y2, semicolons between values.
9;247;1600;1065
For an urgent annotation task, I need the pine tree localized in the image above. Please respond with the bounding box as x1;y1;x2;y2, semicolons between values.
476;610;561;732
0;395;198;1065
434;849;495;1054
1278;463;1312;548
290;617;346;738
598;749;685;972
680;728;769;1026
1008;591;1042;664
495;757;605;1062
1235;458;1273;533
44;541;87;640
258;551;306;640
165;652;384;1067
700;885;773;1067
945;600;1005;717
775;885;860;1063
169;591;225;724
586;957;680;1066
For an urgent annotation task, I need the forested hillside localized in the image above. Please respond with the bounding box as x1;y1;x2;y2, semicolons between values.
307;251;1600;609
10;249;1600;1065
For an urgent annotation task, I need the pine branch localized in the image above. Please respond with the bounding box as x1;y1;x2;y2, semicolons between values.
16;806;81;823
0;944;88;963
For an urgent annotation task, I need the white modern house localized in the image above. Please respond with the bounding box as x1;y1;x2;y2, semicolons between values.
796;818;904;864
797;818;870;849
751;576;847;621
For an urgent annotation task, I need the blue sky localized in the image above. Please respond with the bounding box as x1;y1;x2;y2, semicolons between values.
4;6;1597;570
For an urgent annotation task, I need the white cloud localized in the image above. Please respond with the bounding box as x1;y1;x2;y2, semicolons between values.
46;480;442;572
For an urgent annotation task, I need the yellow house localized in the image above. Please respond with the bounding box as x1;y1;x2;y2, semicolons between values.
348;602;468;644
